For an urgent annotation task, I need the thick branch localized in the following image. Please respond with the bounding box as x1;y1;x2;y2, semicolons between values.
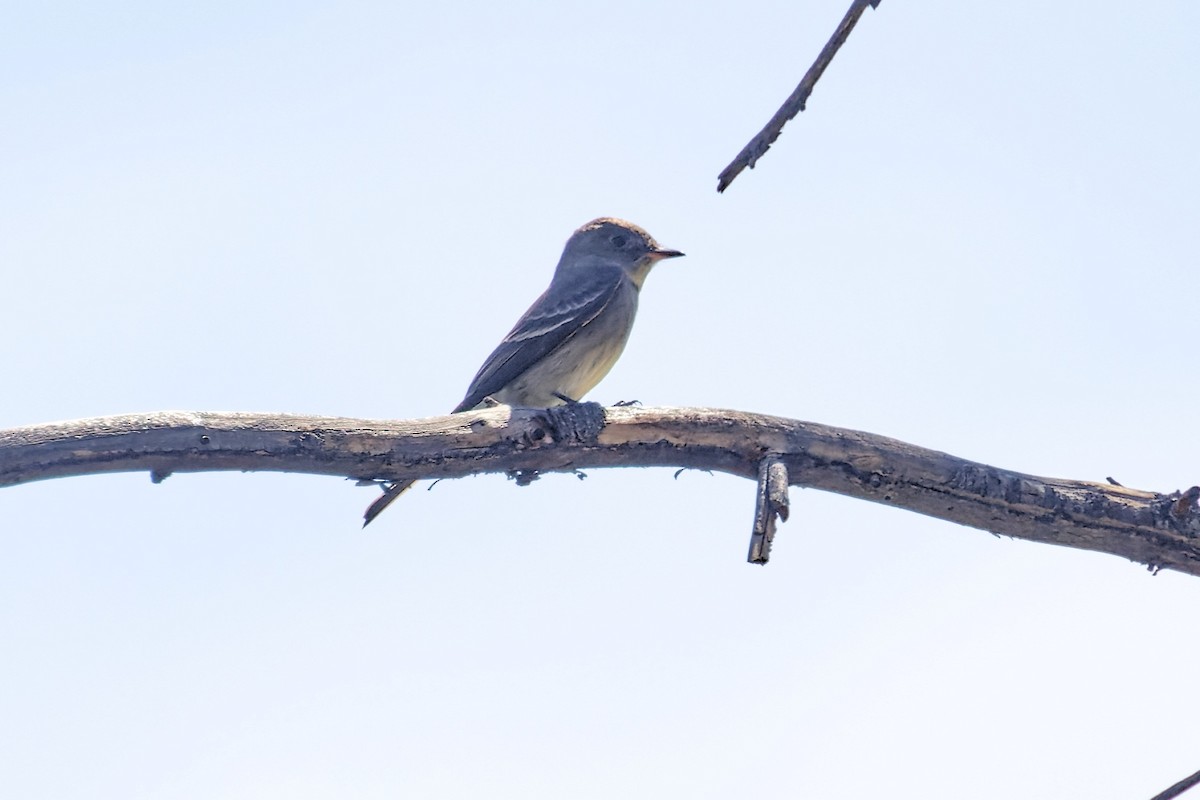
717;0;882;193
1;405;1197;574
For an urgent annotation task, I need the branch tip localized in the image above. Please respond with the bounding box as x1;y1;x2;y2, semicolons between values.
1148;765;1200;800
716;0;881;193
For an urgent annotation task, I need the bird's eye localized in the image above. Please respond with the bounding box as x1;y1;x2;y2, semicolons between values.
611;234;627;248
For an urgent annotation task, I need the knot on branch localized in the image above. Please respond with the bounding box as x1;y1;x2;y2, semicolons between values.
537;402;606;445
1163;486;1200;534
508;402;607;488
951;464;1031;504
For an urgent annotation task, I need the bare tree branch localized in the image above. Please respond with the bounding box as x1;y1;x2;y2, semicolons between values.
2;405;1197;573
1150;767;1200;800
717;0;882;193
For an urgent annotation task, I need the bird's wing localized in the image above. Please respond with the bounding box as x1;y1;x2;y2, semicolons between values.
453;264;625;413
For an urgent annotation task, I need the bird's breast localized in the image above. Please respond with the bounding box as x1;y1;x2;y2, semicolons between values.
492;283;639;407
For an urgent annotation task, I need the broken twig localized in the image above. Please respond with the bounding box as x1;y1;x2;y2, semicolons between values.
717;0;883;192
748;456;791;564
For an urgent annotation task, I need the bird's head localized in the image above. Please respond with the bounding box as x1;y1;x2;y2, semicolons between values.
559;217;684;288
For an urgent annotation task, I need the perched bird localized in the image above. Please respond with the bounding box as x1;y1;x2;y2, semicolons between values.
363;217;684;526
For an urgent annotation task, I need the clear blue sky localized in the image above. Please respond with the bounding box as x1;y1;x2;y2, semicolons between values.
2;2;1198;798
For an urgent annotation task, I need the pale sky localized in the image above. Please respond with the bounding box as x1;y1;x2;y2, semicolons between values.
2;2;1198;798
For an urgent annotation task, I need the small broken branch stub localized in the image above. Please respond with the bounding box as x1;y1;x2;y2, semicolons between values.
748;456;791;564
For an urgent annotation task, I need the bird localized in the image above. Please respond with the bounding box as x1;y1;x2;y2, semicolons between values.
362;217;684;526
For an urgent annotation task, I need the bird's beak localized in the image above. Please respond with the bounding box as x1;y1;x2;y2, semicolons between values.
648;248;685;261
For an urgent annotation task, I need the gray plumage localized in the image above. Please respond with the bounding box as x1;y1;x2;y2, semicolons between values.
363;217;683;527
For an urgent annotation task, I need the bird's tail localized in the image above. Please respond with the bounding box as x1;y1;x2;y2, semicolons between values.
362;479;416;527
